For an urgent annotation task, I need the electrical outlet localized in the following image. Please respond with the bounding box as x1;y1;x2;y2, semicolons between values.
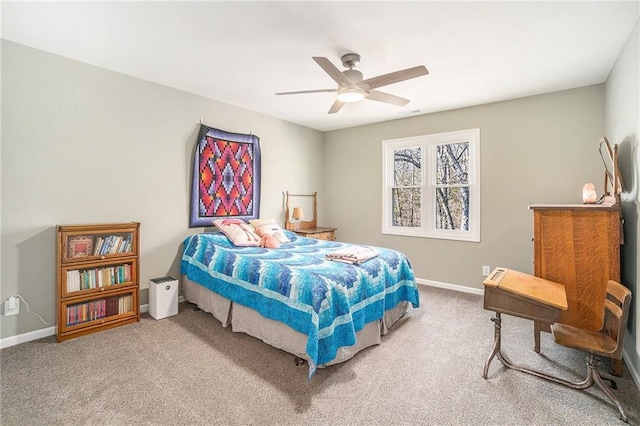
482;265;491;276
4;296;19;316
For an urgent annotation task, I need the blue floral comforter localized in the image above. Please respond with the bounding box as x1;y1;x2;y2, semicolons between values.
181;231;419;377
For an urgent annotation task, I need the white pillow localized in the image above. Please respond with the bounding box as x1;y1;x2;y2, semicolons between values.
212;219;261;246
248;218;291;243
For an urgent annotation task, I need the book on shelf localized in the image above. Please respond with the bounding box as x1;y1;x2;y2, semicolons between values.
66;264;132;292
103;236;113;255
116;236;123;253
106;296;117;316
66;298;108;326
122;235;132;253
65;294;134;326
117;294;133;314
110;238;116;253
120;237;128;253
93;238;104;256
88;234;133;256
102;236;113;255
66;270;80;292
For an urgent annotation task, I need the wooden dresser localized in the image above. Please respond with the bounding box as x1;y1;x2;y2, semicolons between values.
529;204;622;370
284;191;336;241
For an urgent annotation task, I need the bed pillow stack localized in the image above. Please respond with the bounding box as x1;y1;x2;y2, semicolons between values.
212;218;291;246
212;219;261;246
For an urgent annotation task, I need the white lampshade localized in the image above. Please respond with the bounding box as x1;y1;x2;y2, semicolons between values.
292;207;304;220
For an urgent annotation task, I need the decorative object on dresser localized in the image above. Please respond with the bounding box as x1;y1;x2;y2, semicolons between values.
291;207;304;230
284;191;336;241
189;124;261;227
528;204;623;374
598;136;624;204
582;182;597;204
56;222;140;342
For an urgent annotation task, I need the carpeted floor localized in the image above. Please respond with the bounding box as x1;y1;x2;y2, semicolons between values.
1;286;639;425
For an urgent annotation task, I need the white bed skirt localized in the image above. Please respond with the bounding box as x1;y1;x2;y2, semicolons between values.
182;276;408;367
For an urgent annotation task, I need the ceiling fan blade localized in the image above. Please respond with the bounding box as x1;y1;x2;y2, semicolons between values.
328;99;345;114
275;88;337;95
366;90;410;106
359;65;429;90
313;57;353;86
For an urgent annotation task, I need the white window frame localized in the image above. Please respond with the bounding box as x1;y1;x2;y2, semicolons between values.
382;128;480;242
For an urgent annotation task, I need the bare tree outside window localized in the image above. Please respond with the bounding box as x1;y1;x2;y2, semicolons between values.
393;147;421;227
435;142;470;230
383;128;479;242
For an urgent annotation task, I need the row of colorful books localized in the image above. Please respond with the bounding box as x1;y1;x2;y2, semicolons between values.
93;235;132;256
66;264;132;292
66;295;133;326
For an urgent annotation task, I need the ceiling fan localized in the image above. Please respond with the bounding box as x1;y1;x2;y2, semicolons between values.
275;53;429;114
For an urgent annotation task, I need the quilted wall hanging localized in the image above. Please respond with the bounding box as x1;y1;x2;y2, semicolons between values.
189;124;261;227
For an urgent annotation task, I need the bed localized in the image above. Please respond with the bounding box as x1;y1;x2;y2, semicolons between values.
180;230;420;377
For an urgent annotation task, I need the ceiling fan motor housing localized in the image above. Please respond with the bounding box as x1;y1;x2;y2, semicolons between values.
343;69;363;84
341;53;361;69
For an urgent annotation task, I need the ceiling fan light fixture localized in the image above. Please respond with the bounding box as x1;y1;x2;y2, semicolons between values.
277;54;428;114
337;87;365;103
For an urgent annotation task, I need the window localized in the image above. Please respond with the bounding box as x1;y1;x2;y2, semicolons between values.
382;128;480;242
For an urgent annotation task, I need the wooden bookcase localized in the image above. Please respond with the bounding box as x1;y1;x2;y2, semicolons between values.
56;222;140;342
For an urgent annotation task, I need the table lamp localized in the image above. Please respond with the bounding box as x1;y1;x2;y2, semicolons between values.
292;207;304;230
582;183;597;204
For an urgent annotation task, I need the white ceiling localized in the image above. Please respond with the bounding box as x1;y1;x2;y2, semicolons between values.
2;1;638;132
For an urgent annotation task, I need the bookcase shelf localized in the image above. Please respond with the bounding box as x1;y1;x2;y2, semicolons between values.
56;222;140;342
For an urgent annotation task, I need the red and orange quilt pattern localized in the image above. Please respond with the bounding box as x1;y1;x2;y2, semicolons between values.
190;125;261;227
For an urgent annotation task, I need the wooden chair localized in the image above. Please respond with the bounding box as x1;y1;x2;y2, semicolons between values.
551;280;632;422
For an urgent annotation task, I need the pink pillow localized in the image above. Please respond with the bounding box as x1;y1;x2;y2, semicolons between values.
249;218;291;243
212;219;261;246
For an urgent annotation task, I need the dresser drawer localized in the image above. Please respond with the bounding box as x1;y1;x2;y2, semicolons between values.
293;227;337;241
307;231;335;241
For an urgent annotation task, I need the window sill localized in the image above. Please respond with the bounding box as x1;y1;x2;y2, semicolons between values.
382;228;480;242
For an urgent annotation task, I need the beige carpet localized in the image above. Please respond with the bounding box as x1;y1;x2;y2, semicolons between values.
1;286;639;425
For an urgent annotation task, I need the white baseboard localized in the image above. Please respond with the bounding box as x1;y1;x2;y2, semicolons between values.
0;326;56;349
0;296;185;349
416;277;484;295
623;347;640;391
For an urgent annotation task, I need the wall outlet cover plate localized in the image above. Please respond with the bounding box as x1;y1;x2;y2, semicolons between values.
4;297;19;316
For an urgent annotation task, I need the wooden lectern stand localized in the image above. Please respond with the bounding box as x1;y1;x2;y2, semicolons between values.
482;267;568;379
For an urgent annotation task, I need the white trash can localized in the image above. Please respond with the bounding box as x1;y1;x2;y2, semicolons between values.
149;276;178;320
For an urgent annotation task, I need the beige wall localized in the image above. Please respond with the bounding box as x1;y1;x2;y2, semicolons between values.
1;41;324;338
605;17;640;386
2;33;638;391
323;85;605;288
